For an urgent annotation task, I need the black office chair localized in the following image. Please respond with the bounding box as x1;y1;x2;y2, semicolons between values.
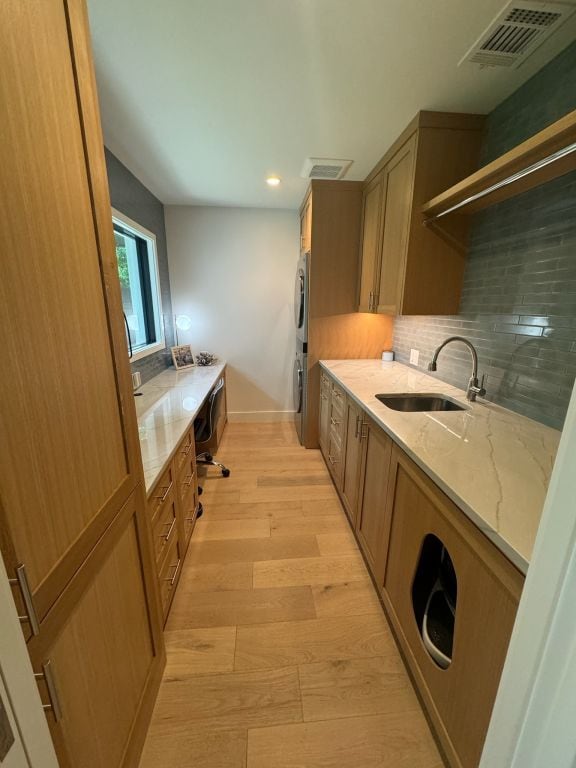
194;378;230;477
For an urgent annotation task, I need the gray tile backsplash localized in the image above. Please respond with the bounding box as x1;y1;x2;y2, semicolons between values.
394;42;576;430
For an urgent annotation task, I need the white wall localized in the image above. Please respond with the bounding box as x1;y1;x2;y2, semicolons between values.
165;206;299;420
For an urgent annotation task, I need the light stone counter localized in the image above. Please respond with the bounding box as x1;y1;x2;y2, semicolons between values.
321;359;561;574
135;363;226;494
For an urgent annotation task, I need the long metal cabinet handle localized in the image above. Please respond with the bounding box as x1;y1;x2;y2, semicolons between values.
355;415;361;439
154;481;173;503
9;564;40;636
166;559;181;587
161;518;176;542
35;660;62;722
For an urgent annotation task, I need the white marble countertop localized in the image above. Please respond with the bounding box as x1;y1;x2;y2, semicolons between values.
135;363;226;494
321;360;561;574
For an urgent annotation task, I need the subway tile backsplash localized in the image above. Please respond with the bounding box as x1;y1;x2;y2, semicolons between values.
394;41;576;431
394;171;576;430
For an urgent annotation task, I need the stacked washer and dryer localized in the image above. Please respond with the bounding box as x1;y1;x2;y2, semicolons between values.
293;251;309;443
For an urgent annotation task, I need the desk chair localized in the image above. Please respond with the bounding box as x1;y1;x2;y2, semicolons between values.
195;378;230;477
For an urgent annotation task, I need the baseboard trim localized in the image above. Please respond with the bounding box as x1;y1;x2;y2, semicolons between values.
228;410;296;423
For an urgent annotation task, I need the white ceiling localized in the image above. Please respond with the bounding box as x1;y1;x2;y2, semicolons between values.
87;0;576;210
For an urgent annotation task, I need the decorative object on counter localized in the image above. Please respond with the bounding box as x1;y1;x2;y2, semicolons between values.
382;350;394;362
195;351;218;366
171;344;195;369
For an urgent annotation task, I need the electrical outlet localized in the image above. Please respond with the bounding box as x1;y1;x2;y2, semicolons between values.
132;371;142;390
410;348;420;366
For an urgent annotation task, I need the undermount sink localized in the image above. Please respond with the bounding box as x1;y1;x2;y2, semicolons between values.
375;393;468;412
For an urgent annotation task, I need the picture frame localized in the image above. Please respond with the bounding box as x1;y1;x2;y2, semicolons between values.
171;344;195;370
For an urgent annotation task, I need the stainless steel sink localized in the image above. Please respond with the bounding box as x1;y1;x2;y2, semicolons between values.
375;393;468;412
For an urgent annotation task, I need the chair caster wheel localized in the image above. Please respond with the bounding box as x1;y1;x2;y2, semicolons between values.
222;468;230;478
196;502;203;519
205;453;213;462
198;485;203;496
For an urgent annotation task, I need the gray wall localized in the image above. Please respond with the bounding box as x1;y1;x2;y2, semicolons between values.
105;148;175;383
394;41;576;430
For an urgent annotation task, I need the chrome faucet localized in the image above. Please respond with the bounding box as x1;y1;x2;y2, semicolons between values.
427;336;486;403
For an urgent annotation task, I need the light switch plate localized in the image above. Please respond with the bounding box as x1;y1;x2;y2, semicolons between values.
410;348;420;366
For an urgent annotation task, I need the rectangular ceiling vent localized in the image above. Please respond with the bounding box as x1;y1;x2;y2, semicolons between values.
301;157;353;180
459;1;576;69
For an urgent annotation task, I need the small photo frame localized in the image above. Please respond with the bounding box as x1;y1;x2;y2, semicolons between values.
171;344;195;370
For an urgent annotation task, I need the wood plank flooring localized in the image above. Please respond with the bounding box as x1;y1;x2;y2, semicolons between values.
139;422;442;768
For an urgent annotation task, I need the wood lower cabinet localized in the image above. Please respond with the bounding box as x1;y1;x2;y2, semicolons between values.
382;446;523;768
355;418;393;585
27;490;163;768
318;371;524;768
340;397;364;525
319;372;331;456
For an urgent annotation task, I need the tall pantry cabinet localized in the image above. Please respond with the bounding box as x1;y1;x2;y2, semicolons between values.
0;2;164;767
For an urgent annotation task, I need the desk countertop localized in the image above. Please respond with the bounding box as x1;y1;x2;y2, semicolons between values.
135;363;226;494
320;360;561;573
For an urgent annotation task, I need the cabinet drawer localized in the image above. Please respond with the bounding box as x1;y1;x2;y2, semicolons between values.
152;494;178;569
147;464;175;523
181;482;200;549
330;382;345;416
158;535;182;622
175;428;194;474
178;450;197;504
326;433;343;486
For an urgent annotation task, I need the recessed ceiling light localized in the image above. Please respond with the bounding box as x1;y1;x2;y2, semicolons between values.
266;176;281;187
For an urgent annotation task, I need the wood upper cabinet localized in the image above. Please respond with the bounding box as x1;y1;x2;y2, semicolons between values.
358;111;485;316
358;175;385;312
0;0;144;622
340;397;364;525
382;446;523;768
300;192;312;252
355;418;393;585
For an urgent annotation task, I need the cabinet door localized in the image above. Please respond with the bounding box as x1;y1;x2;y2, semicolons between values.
300;194;312;252
358;174;384;312
340;398;363;525
376;135;416;315
27;490;163;768
356;419;393;584
382;447;523;768
318;374;331;457
0;0;142;623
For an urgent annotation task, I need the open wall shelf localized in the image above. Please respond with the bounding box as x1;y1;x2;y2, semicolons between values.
422;108;576;222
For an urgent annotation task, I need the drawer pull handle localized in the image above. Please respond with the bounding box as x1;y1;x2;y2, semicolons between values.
161;518;176;542
332;390;342;399
328;455;339;465
166;559;181;587
183;474;194;488
181;443;192;456
9;564;40;637
154;481;173;503
35;660;62;722
354;415;361;438
330;417;340;426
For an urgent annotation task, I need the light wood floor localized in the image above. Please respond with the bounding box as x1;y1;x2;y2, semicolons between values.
139;422;443;768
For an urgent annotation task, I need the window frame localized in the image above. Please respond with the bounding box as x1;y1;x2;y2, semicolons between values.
112;208;166;362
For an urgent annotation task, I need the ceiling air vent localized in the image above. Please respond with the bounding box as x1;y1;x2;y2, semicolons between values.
301;157;353;180
459;1;576;69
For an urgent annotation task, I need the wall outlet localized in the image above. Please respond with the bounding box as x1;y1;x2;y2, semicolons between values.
410;348;420;366
132;371;142;391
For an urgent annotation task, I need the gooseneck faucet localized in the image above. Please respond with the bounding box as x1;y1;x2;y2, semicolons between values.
427;336;486;403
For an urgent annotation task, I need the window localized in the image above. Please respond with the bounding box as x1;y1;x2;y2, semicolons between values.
112;209;165;361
